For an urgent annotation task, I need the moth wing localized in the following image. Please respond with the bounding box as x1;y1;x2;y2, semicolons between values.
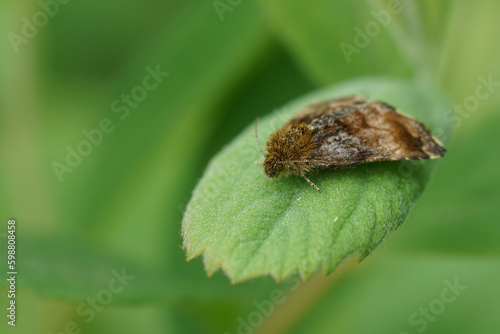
306;101;445;167
291;95;367;124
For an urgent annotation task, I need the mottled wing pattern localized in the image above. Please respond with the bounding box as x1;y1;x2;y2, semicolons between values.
291;95;367;124
291;96;445;168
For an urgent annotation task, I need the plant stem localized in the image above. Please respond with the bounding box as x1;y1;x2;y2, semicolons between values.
255;257;359;334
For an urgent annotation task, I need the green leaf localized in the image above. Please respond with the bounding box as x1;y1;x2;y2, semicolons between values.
182;77;451;283
2;236;277;304
36;1;271;264
287;255;500;334
387;104;500;255
257;1;412;85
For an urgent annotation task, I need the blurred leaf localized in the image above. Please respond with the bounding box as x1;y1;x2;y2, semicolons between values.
81;306;172;334
386;105;500;255
429;0;500;107
182;77;451;283
257;0;412;85
3;236;276;304
286;255;500;334
43;1;272;264
42;0;191;78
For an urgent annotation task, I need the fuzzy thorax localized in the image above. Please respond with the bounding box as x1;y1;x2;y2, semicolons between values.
263;121;317;178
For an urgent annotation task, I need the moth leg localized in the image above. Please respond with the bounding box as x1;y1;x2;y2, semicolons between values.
301;174;320;191
254;161;263;165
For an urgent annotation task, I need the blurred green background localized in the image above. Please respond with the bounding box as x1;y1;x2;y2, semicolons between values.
1;0;500;333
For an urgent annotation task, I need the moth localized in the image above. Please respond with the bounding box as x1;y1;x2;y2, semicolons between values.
256;95;445;191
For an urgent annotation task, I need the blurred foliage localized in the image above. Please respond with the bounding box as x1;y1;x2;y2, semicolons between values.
0;0;499;333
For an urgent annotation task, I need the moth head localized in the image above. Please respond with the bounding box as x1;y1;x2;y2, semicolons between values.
262;121;316;178
263;158;285;178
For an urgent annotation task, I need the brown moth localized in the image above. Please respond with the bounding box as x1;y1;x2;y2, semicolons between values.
256;95;445;191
